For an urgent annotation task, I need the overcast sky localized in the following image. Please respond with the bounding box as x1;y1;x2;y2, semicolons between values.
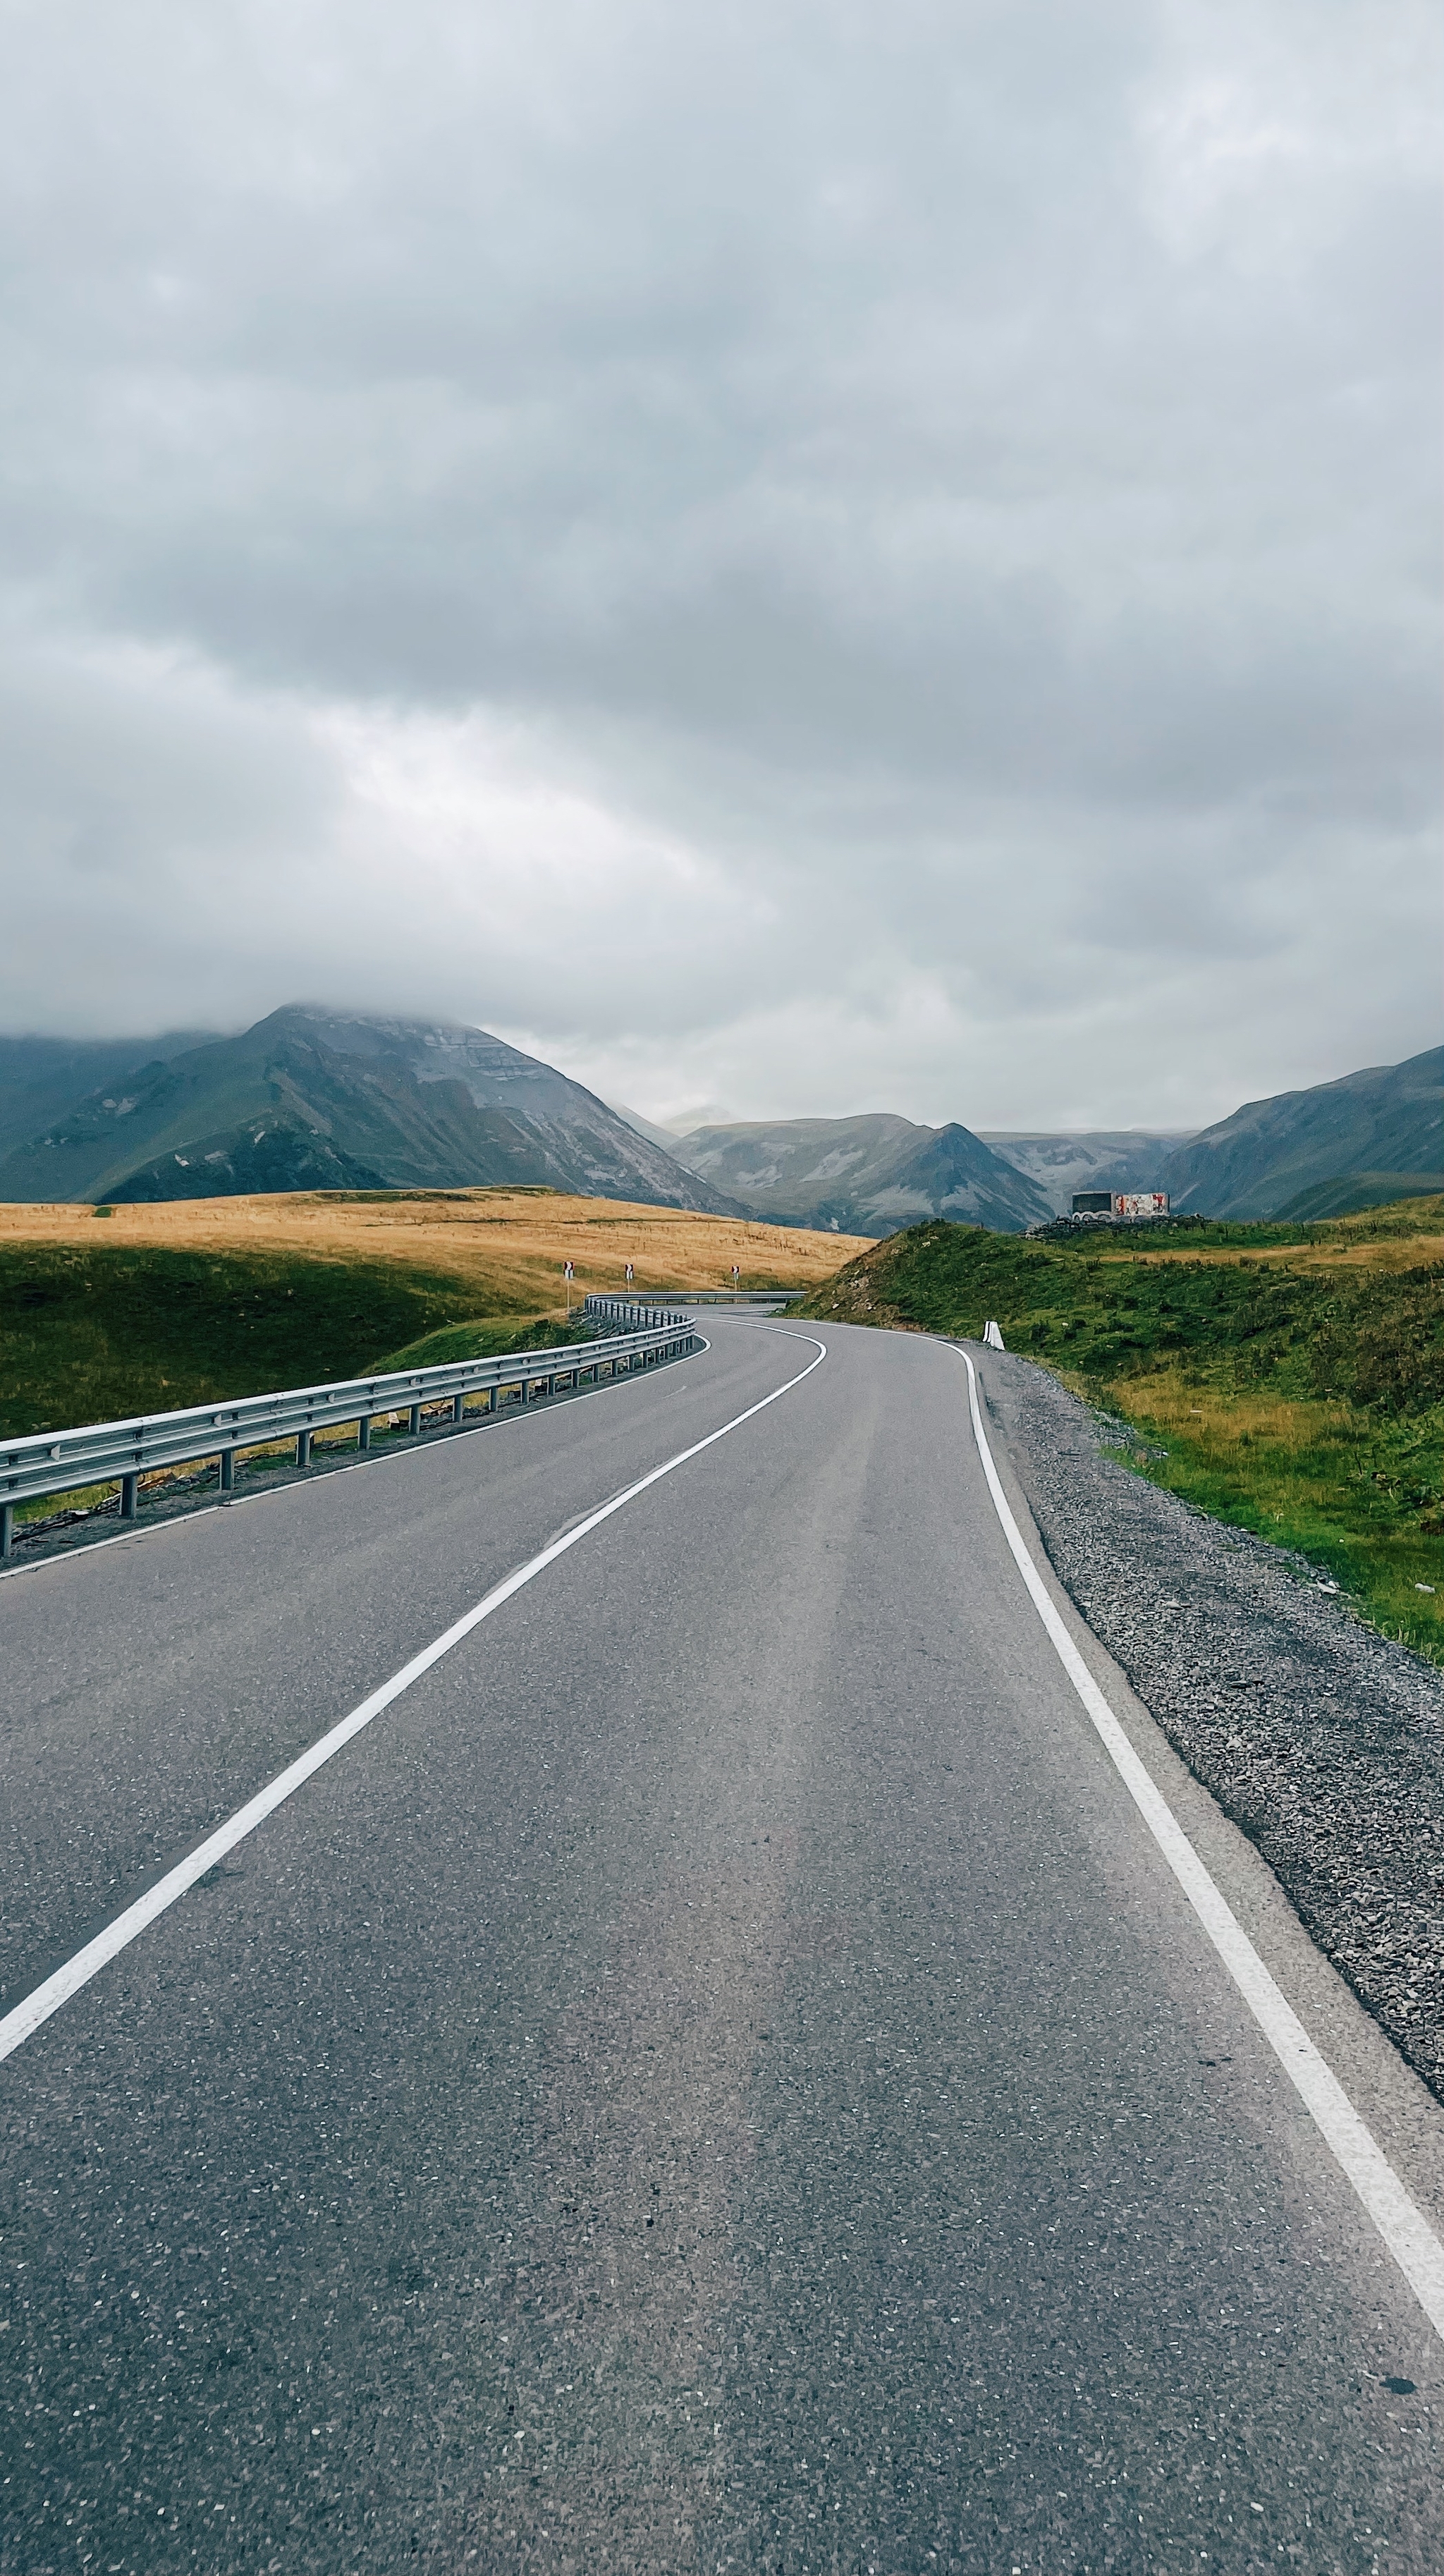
1;0;1438;1131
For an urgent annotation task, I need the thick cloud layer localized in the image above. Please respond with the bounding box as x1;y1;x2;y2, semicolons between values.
1;0;1437;1127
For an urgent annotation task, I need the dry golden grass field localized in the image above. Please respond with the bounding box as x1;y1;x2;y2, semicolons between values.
0;1189;869;1456
0;1187;867;1307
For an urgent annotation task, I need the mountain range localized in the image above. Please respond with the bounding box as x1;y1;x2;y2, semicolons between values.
670;1114;1053;1234
0;1008;738;1214
974;1130;1195;1213
1153;1044;1443;1221
0;1011;1436;1229
0;1030;212;1168
665;1049;1442;1227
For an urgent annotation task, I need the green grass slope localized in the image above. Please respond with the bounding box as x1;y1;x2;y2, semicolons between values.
1275;1171;1444;1223
374;1314;591;1371
803;1202;1444;1662
0;1243;489;1437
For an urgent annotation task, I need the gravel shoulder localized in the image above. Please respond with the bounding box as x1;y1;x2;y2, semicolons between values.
979;1346;1444;2104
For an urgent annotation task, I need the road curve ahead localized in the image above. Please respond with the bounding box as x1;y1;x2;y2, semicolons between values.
2;1317;1441;2573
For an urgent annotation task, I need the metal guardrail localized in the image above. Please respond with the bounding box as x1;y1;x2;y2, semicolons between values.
0;1312;699;1560
585;1289;804;1314
581;1296;694;1329
658;1288;807;1307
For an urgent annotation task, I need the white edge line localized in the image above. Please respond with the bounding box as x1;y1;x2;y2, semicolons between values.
955;1341;1444;2345
0;1329;824;2067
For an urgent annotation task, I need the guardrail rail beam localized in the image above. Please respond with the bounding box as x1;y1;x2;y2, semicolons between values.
0;1308;698;1558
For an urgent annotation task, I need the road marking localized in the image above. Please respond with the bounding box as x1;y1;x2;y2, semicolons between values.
957;1343;1444;2345
0;1333;826;2068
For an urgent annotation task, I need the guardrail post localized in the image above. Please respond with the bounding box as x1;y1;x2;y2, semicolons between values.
120;1473;138;1522
409;1403;422;1436
296;1428;312;1466
357;1416;371;1452
452;1393;465;1424
219;1448;235;1494
0;1501;11;1561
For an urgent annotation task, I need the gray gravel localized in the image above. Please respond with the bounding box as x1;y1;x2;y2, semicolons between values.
980;1348;1444;2101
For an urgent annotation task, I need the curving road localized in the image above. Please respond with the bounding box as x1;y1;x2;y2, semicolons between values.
2;1316;1442;2573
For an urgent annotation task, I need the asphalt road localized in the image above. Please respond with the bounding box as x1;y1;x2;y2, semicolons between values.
1;1317;1441;2574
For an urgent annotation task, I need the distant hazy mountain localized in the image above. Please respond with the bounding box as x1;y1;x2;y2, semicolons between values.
0;1030;214;1167
672;1113;1053;1235
1155;1046;1444;1219
608;1100;692;1154
0;1007;738;1212
981;1130;1194;1216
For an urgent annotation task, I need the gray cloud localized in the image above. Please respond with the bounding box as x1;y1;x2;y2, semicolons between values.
0;0;1437;1128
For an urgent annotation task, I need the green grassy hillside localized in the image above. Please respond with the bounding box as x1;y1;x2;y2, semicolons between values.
0;1242;488;1437
804;1200;1444;1661
374;1314;591;1371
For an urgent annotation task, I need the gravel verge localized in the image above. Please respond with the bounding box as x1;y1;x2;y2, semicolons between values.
979;1348;1444;2103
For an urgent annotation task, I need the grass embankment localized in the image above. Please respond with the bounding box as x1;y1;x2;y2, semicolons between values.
0;1188;867;1530
0;1242;484;1440
803;1197;1444;1664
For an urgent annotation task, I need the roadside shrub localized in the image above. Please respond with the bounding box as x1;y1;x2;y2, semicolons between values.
1307;1269;1444;1416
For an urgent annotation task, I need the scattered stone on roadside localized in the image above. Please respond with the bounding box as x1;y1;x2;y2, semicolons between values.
979;1348;1444;2105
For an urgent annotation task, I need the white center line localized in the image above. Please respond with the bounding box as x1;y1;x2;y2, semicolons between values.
0;1331;826;2068
956;1341;1444;2345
